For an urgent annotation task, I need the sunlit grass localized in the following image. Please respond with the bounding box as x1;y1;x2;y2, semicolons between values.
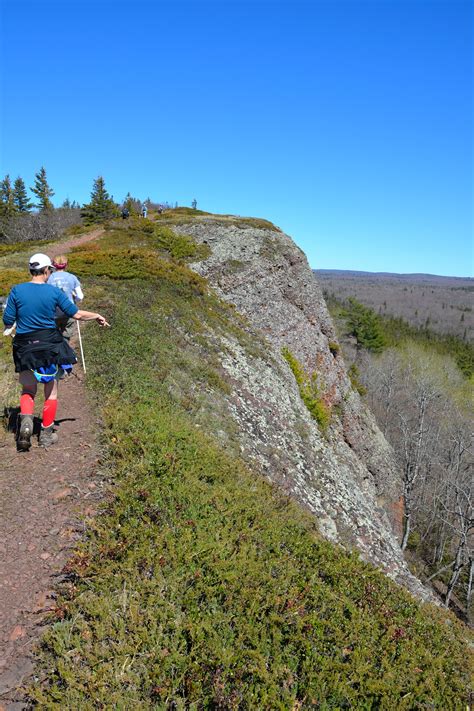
24;223;473;708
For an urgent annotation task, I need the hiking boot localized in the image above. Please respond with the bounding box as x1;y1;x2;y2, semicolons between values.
39;425;58;448
17;414;34;451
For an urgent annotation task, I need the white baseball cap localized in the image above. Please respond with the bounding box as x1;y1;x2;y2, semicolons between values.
29;253;54;270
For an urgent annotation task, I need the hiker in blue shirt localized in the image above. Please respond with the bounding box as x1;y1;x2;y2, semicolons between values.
3;253;110;451
48;254;84;340
141;203;148;218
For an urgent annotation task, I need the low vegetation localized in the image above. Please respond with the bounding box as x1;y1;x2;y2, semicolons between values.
0;221;461;707
282;347;331;434
0;220;471;705
154;207;281;232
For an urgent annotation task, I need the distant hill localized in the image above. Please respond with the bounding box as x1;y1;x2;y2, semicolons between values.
314;269;473;341
315;269;473;287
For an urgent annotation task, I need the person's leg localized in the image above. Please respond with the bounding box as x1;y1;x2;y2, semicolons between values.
63;318;76;341
19;370;37;413
42;379;58;427
39;379;59;447
17;371;37;450
55;317;68;336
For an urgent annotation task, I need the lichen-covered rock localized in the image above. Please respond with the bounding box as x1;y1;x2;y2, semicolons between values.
174;218;432;600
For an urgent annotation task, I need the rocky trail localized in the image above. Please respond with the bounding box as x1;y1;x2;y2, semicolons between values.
0;229;105;709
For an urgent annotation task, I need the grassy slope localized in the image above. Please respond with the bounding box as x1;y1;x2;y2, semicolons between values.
2;220;471;708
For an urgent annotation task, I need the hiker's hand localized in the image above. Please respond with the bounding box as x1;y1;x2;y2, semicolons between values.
96;314;110;327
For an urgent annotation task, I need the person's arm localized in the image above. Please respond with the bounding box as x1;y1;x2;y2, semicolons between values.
2;290;17;327
73;276;84;303
57;290;79;318
56;289;108;326
74;310;110;327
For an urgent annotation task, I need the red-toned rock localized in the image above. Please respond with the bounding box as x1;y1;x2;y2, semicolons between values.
52;488;73;502
9;626;26;642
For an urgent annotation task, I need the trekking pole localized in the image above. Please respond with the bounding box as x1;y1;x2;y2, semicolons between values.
76;321;87;374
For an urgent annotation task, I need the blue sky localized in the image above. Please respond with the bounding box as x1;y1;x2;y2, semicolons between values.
1;0;472;276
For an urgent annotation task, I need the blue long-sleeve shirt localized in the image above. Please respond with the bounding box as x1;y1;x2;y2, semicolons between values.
3;282;79;334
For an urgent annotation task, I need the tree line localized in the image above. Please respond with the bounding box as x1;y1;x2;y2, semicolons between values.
327;295;473;378
0;169;179;243
327;295;473;620
0;167;58;216
0;168;116;222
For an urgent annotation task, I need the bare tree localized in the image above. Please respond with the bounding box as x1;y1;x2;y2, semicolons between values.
398;370;441;550
0;208;82;243
436;482;473;608
356;343;473;610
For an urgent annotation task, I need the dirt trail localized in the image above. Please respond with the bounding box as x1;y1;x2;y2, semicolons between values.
0;229;105;709
54;227;104;255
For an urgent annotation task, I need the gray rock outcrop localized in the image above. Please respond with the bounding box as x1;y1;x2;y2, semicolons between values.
173;217;431;600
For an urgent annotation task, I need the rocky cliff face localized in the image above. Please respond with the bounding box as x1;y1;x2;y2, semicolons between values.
173;217;430;600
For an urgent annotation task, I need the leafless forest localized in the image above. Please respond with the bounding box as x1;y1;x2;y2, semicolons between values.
315;270;473;342
324;274;473;621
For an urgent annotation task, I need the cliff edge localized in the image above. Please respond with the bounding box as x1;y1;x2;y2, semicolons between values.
172;217;429;599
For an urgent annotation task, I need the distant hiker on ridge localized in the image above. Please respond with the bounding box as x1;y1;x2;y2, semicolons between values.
3;253;110;451
121;206;130;219
141;203;148;218
48;254;84;341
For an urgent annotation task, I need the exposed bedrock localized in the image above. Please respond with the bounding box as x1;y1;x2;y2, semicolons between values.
175;219;432;601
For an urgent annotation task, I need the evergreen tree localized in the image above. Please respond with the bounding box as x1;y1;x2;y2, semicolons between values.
122;191;141;215
31;166;55;210
82;176;118;225
13;176;32;212
62;197;72;208
0;175;17;217
345;298;386;353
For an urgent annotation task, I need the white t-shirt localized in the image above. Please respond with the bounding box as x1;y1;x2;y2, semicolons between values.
48;270;84;316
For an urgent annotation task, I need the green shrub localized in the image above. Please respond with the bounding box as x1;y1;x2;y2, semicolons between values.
71;248;208;295
348;363;367;396
63;223;86;236
282;347;331;433
152;225;211;261
0;238;51;257
0;268;28;296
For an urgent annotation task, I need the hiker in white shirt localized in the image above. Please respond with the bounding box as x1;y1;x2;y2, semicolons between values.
48;254;84;340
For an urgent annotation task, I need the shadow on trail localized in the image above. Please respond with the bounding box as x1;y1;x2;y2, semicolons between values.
3;406;20;433
2;407;77;454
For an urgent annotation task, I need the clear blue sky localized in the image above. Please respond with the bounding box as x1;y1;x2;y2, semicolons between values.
1;0;472;276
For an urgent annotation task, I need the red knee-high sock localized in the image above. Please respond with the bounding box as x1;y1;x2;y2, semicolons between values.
42;399;57;428
20;393;35;415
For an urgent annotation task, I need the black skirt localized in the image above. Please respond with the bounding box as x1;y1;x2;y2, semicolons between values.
12;328;78;373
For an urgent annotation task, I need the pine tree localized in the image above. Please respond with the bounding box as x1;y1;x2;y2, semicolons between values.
345;298;386;353
82;176;118;225
0;175;17;217
62;197;72;208
13;176;32;212
31;166;55;210
122;192;141;215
